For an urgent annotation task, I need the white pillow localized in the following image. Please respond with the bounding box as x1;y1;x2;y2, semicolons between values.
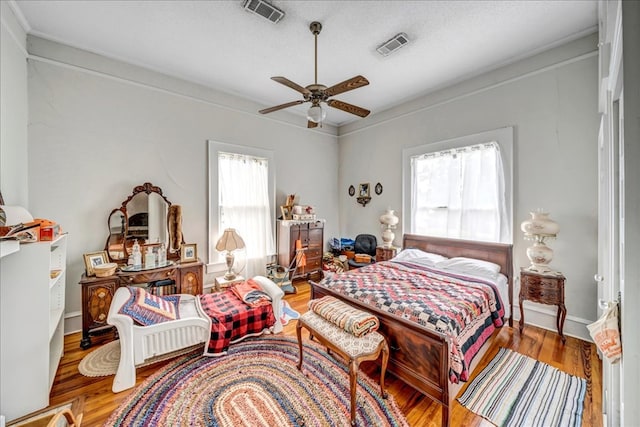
392;248;448;266
434;257;501;281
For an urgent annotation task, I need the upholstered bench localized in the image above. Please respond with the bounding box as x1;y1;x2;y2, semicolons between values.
296;307;389;426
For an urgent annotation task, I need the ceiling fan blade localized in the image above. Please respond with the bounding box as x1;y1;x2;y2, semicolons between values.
307;121;319;129
259;100;305;114
327;99;370;117
324;75;369;97
271;77;312;96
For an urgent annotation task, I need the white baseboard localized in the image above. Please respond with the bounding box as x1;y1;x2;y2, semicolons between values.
513;301;593;342
63;311;82;335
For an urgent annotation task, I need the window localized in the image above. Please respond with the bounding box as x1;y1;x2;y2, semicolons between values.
208;141;276;277
403;128;513;243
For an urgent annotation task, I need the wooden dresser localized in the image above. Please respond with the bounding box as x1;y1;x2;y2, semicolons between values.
78;260;203;349
277;220;324;281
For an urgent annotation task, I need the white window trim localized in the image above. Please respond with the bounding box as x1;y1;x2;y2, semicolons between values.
207;140;276;271
402;127;514;243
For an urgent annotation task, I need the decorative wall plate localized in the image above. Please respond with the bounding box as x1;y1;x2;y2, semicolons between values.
375;182;383;195
348;185;355;197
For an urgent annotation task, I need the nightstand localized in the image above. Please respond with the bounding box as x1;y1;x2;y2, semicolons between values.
214;275;245;291
519;268;566;343
375;246;398;262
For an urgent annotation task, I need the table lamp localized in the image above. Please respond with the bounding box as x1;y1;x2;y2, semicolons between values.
379;208;399;248
215;228;245;280
520;209;560;274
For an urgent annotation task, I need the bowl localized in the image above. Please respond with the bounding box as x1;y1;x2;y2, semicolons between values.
94;262;117;277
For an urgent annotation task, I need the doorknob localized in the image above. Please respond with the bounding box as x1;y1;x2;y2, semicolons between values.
594;274;604;282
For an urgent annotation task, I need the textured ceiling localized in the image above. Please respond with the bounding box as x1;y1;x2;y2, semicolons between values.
11;0;597;127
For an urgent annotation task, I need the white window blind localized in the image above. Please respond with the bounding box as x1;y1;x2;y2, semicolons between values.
410;141;508;243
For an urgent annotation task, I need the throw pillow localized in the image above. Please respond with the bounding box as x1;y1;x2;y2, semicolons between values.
118;287;181;326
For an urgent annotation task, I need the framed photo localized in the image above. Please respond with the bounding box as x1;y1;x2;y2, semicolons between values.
358;183;370;198
348;185;355;197
84;251;108;276
375;182;383;195
280;205;292;220
181;243;198;263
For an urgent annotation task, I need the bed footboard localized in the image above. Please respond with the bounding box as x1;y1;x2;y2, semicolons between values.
310;281;452;427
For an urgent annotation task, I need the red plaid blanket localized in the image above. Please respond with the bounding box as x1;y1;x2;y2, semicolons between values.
199;290;276;355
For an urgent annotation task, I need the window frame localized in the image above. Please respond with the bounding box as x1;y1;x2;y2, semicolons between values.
402;127;513;243
207;140;276;269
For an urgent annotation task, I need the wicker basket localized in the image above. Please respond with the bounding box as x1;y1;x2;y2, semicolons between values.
94;262;117;277
354;254;371;263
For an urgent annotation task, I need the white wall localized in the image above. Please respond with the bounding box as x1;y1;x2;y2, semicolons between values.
25;37;340;333
16;30;600;341
338;34;599;340
0;2;28;206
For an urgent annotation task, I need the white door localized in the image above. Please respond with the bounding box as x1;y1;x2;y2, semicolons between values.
596;1;627;425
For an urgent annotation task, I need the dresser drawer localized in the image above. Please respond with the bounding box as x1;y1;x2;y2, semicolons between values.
521;285;560;304
119;268;178;284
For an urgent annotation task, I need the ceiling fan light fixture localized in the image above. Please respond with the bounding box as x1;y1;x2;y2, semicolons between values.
307;104;326;123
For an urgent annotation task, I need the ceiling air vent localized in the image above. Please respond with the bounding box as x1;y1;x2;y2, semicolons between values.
242;0;285;24
376;33;409;56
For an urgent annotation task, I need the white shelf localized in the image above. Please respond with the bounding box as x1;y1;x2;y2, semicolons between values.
0;234;67;420
0;240;19;258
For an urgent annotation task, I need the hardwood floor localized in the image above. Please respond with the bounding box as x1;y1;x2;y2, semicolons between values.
47;282;602;426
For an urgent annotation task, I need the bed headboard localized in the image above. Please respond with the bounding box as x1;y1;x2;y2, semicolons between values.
402;234;513;281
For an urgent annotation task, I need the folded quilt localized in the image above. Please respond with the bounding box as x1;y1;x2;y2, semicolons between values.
231;278;272;307
308;296;379;337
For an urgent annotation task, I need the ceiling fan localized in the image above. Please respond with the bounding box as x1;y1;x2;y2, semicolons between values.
259;21;370;128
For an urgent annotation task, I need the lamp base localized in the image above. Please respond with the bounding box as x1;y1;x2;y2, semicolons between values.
223;272;237;280
224;252;236;280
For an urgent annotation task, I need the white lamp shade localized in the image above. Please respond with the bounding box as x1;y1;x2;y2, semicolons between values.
520;210;559;238
379;209;399;227
215;228;245;252
307;104;326;123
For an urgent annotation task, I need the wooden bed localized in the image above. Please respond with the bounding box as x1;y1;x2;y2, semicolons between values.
310;234;513;427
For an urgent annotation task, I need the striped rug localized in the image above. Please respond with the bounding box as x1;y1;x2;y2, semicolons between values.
458;348;587;427
105;335;408;427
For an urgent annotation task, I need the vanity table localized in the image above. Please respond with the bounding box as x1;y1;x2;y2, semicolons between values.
78;183;203;349
78;261;202;348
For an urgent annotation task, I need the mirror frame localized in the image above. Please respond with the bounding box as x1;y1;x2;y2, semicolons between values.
105;182;178;263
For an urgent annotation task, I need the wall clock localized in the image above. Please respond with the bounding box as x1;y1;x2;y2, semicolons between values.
348;185;355;197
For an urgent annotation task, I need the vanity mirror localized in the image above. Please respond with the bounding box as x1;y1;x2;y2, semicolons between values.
105;182;181;263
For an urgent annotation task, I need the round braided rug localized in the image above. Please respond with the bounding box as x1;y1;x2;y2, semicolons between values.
105;336;409;427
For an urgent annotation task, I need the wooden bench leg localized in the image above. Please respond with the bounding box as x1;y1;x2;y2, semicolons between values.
379;340;389;399
296;319;304;371
349;358;359;426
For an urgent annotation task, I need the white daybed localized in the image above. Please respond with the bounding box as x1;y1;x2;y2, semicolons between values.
107;275;284;392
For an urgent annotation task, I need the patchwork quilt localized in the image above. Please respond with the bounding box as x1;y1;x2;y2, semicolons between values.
318;261;505;382
199;290;276;355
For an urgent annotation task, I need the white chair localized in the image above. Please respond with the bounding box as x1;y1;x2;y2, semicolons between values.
107;275;284;392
